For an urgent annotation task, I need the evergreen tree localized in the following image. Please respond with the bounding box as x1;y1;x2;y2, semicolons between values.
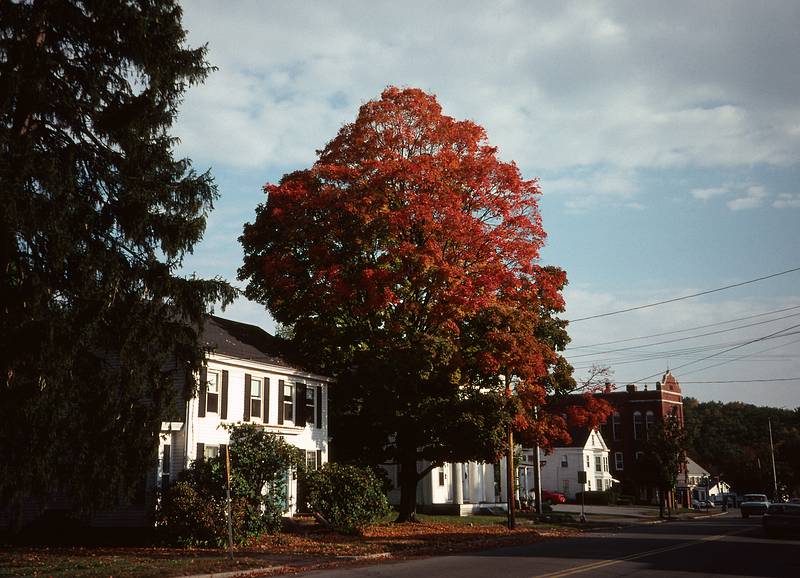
0;0;234;523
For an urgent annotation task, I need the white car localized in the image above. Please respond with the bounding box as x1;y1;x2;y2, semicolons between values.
692;499;715;509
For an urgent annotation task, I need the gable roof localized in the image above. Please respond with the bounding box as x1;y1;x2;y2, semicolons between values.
686;456;710;477
202;315;304;371
560;426;607;450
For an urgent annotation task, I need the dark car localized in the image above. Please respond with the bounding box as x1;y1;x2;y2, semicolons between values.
741;493;769;518
542;490;567;504
762;503;800;538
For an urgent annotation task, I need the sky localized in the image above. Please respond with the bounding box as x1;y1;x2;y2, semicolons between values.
174;0;800;408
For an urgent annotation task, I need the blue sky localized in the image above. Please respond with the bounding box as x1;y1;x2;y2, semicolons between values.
175;0;800;408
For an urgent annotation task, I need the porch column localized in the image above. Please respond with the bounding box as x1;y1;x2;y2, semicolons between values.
483;464;494;502
452;462;463;505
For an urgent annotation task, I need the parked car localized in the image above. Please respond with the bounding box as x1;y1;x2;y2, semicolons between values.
692;499;715;509
790;498;800;504
740;493;770;518
762;502;800;537
541;490;567;504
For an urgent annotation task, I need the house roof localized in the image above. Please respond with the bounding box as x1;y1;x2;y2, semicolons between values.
686;456;710;477
202;315;304;371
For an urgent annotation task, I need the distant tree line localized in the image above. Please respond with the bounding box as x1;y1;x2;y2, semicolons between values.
683;397;800;499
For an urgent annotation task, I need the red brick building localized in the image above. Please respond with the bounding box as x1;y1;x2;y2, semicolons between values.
594;370;687;505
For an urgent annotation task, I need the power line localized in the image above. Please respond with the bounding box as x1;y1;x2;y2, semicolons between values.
568;266;800;323
674;336;800;379
567;304;800;350
568;330;800;370
630;322;800;383
677;378;800;384
566;311;800;359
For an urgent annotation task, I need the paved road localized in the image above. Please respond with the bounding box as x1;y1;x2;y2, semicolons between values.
298;515;800;577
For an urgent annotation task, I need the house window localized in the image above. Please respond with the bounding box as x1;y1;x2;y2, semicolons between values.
161;444;171;492
305;387;316;425
635;451;644;462
615;452;624;470
204;445;220;459
251;378;262;419
603;456;609;472
585;455;590;468
645;411;655;438
595;456;602;472
612;412;621;440
562;479;570;494
561;455;568;468
306;450;320;471
283;382;294;422
587;479;591;491
438;468;446;486
206;371;220;414
596;478;603;491
633;412;643;440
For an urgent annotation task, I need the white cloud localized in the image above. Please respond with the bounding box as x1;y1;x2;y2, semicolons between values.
773;193;800;209
542;168;640;212
175;0;800;175
691;186;729;201
727;185;768;211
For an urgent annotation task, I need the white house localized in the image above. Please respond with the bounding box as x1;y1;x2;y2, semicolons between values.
157;316;332;516
536;427;615;500
385;459;512;516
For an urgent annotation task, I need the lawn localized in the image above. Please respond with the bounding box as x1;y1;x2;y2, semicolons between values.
1;516;574;577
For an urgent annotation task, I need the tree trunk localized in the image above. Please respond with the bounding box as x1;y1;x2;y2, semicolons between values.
396;451;419;522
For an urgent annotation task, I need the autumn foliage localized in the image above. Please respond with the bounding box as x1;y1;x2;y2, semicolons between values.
240;87;582;520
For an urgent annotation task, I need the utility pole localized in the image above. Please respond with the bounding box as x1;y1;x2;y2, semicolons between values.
533;406;542;518
768;418;778;500
225;445;234;559
506;424;516;529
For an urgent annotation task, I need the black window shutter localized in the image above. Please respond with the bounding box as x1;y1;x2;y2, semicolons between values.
296;383;307;427
264;378;270;424
162;444;171;474
316;449;322;468
278;380;284;425
244;374;252;422
316;386;323;428
198;367;207;417
220;370;229;420
196;442;205;461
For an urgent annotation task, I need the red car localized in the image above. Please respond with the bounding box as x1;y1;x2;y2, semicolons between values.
542;490;567;504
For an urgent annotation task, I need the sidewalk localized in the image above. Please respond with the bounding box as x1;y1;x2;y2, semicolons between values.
552;504;660;519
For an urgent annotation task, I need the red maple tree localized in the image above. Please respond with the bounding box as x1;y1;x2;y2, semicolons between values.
240;87;592;521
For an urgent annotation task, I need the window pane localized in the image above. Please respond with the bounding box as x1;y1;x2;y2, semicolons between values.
207;372;219;393
252;378;261;399
207;392;219;413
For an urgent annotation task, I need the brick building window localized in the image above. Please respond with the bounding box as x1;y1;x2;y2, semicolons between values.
633;411;643;440
612;412;621;440
615;452;624;470
645;411;655;438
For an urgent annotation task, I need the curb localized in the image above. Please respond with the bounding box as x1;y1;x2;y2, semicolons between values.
335;552;392;561
181;565;289;578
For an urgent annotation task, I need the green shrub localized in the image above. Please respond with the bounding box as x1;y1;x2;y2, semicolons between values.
304;463;390;534
157;424;302;546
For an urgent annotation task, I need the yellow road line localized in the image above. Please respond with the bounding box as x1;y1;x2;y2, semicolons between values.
530;528;748;578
